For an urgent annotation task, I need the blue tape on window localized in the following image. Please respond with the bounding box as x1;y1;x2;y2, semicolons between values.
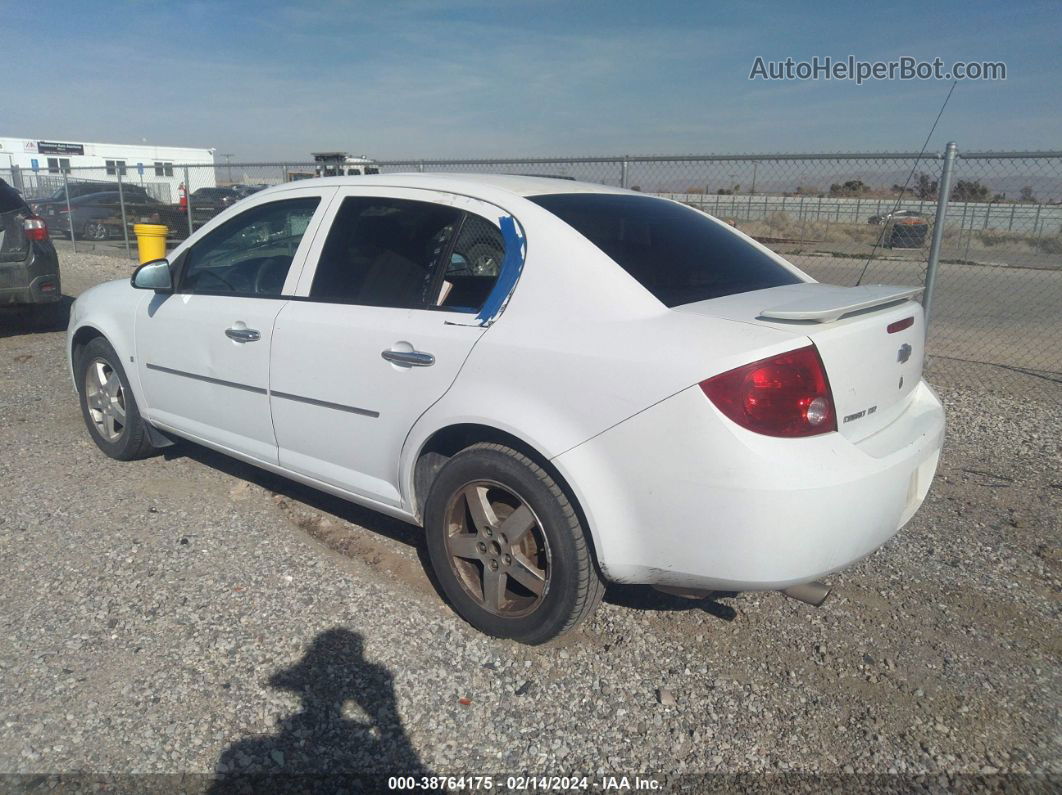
475;215;526;325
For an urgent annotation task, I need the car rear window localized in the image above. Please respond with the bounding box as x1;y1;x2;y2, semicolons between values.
529;193;802;307
0;180;24;214
0;180;29;262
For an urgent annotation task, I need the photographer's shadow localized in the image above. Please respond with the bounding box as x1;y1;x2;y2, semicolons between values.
211;628;430;792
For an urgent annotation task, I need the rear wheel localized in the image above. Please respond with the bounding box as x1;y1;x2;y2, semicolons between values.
83;221;110;240
424;443;604;644
76;337;155;460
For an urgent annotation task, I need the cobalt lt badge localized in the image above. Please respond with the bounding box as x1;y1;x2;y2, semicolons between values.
897;343;912;363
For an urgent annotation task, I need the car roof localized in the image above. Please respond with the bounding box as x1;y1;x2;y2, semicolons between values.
269;172;630;199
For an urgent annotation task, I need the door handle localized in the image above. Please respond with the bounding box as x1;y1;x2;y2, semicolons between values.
225;327;261;343
381;349;435;367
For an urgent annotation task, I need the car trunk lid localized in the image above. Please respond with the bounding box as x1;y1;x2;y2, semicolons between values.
676;283;926;442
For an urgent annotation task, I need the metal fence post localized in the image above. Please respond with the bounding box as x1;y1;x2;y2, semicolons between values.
184;166;193;238
924;141;957;329
62;170;76;254
620;157;630;189
116;168;132;258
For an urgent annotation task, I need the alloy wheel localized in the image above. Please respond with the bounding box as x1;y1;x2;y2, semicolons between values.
443;480;551;617
84;357;127;442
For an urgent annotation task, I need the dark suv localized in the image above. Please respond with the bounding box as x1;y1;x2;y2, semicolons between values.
1;179;62;327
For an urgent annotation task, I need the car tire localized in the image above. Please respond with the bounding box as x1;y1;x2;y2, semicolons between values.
464;242;502;276
76;337;155;460
84;221;109;241
424;443;605;644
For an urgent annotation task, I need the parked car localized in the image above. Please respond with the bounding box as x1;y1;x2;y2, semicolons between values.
0;178;61;327
29;182;152;216
231;184;269;199
867;209;926;225
38;191;164;240
189;187;240;214
868;210;931;248
67;175;945;644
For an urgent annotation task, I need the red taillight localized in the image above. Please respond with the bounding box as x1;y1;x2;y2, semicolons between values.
887;316;914;334
23;216;49;242
699;345;836;438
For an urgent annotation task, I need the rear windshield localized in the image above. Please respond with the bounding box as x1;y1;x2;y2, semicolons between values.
529;193;802;307
1;180;28;262
0;179;24;214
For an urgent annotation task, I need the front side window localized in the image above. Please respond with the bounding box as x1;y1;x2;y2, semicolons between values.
180;197;320;296
529;193;802;307
310;197;462;309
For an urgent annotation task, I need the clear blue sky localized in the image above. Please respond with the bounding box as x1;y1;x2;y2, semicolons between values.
5;0;1060;160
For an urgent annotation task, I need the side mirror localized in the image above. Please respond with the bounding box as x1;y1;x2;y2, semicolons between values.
131;258;173;292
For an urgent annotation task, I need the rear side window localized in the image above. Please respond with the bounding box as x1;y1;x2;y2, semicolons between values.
529;193;801;307
310;197;462;309
438;214;506;311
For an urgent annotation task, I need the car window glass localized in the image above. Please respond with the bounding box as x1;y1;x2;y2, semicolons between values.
0;180;28;262
181;197;320;297
310;197;461;308
436;214;506;311
529;193;801;307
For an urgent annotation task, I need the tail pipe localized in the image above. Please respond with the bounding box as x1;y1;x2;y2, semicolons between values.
781;581;830;606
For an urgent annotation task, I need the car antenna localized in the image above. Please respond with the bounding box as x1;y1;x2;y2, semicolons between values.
855;80;957;286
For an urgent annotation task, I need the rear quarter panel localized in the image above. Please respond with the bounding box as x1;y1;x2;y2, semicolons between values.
399;199;807;525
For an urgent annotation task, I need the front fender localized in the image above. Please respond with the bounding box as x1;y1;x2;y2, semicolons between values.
67;280;148;407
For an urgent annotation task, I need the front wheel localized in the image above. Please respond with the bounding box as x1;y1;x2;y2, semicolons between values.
424;443;605;644
76;337;155;460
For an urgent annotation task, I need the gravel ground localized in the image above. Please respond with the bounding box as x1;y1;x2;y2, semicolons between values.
0;252;1059;790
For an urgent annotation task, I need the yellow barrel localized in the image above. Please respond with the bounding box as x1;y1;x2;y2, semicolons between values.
132;223;169;264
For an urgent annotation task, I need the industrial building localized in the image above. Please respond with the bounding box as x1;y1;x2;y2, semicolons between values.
0;136;215;202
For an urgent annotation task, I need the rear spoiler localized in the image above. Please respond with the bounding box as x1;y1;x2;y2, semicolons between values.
759;284;923;323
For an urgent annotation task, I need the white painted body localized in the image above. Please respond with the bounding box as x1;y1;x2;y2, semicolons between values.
68;174;945;591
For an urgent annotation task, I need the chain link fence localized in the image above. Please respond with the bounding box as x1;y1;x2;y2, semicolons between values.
2;148;1058;396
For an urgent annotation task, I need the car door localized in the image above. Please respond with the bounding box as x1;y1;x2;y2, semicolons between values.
269;188;519;508
134;189;333;463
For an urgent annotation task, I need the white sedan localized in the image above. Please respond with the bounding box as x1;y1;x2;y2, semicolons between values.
67;174;944;643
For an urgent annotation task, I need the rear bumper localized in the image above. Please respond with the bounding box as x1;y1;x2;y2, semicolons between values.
0;273;62;306
0;245;61;306
553;380;945;590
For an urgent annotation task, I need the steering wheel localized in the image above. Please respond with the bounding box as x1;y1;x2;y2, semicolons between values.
194;269;237;292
